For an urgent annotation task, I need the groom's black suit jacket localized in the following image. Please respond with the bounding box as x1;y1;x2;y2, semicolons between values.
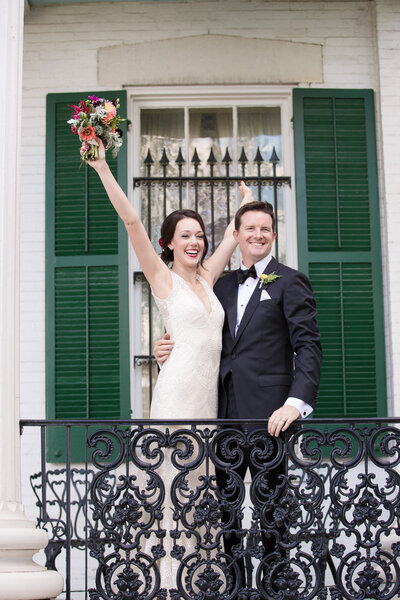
214;257;322;420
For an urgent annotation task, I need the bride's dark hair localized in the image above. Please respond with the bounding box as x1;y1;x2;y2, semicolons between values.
160;209;209;265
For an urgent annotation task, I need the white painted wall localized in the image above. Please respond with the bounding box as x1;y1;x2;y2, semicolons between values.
20;0;399;519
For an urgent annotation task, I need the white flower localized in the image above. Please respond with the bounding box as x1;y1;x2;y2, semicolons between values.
95;108;107;119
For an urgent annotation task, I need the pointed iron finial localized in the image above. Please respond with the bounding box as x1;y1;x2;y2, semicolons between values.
238;148;248;164
254;147;264;164
269;146;280;165
222;148;232;165
159;148;170;166
144;148;154;165
207;148;217;165
175;147;185;166
191;148;201;166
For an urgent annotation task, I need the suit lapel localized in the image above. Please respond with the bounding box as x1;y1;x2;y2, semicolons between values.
234;257;280;346
262;257;279;279
225;274;238;341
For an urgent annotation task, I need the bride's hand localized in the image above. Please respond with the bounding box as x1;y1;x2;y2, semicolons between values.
239;180;254;204
86;137;106;171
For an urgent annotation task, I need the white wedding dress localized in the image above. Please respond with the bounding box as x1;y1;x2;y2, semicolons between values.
149;270;224;593
151;271;224;420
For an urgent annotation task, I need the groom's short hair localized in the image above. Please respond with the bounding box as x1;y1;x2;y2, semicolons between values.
234;201;276;232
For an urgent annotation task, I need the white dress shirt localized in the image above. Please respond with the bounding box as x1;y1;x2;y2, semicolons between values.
236;254;313;418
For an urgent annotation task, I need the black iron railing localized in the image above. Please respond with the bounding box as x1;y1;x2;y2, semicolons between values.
21;418;400;600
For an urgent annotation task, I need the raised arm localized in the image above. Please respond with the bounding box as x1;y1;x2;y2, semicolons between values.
199;181;254;285
87;139;171;297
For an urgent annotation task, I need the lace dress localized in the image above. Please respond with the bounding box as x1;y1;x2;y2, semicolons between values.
149;271;224;593
151;271;224;420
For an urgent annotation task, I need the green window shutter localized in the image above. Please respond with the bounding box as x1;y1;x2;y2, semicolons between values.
46;91;130;461
293;89;386;418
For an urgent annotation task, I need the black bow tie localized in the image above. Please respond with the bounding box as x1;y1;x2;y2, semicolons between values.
236;264;257;285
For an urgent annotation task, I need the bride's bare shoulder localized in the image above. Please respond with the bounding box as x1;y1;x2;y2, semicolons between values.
196;266;213;287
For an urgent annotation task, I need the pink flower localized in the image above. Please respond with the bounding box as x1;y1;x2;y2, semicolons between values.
88;95;102;107
69;104;81;116
79;125;96;141
70;101;89;117
79;100;90;113
102;101;117;123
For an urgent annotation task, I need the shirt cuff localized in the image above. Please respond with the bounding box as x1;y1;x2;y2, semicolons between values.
285;397;313;418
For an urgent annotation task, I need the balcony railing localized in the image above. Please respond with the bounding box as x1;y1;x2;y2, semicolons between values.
20;418;400;600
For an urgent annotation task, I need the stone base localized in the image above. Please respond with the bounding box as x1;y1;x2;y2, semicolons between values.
0;570;63;600
0;505;63;600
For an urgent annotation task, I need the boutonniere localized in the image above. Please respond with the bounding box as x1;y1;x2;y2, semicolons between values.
259;272;281;289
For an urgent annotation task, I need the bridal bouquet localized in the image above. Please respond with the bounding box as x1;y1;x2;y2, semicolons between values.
67;95;125;162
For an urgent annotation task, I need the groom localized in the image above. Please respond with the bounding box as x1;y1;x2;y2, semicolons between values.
213;199;321;583
154;199;322;585
215;200;321;430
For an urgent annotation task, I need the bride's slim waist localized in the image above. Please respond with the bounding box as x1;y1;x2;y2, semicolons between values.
170;339;221;353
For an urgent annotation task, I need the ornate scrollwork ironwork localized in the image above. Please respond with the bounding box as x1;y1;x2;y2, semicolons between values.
26;419;400;599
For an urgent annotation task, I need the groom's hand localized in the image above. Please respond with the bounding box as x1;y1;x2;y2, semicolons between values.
153;333;174;364
268;405;300;437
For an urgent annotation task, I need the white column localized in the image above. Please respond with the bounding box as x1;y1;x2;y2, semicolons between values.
0;1;63;598
375;0;400;415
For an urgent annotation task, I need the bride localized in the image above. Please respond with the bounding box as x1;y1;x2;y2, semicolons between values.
87;139;253;595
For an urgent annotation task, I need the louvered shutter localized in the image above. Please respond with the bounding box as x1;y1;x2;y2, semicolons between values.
46;92;129;461
293;89;386;418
